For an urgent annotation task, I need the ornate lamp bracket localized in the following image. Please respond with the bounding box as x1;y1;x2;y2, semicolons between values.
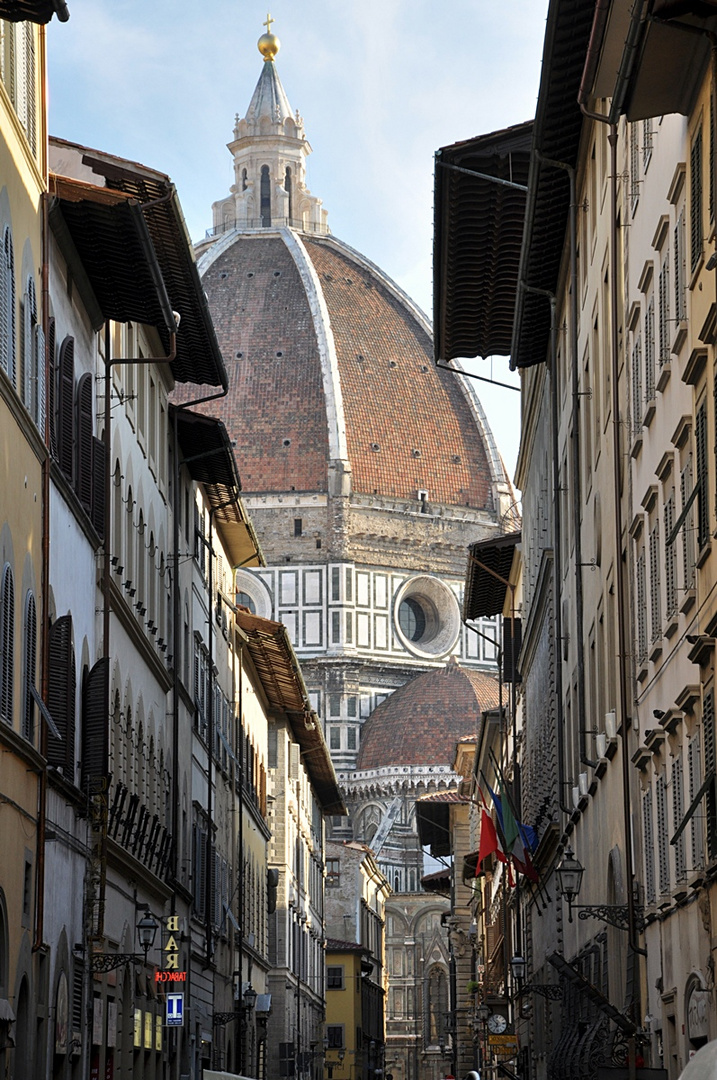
213;1011;240;1026
576;905;645;933
90;953;143;974
522;983;563;1000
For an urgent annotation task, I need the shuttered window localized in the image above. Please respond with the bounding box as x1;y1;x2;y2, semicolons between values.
696;401;709;550
649;522;661;643
47;317;56;457
689;732;705;870
691;128;704;273
57;336;74;482
643;789;656;905
703;689;717;861
193;819;208;918
665;491;677;617
22;591;36;743
91;437;105;539
681;458;696;590
675;210;687;322
658;252;670;364
46;615;76;780
21;276;43;429
0;226;15;384
81;657;109;792
636;549;647;664
76;373;93;513
632;333;642;434
672;755;686;882
645;294;655;401
0;564;15;724
656;775;670;894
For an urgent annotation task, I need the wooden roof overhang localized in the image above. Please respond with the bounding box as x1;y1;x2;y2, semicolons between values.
433;121;533;364
235;611;346;815
49;149;227;389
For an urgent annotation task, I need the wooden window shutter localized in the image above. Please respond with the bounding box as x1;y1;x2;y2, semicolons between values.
703;688;717;860
81;656;109;791
76;373;93;513
47;317;57;457
696;401;709;549
0;229;7;376
656;774;670;894
0;565;15;724
34;321;45;434
91;437;105;539
691;129;703;273
642;788;655;905
46;614;75;777
57;336;74;482
672;755;686;882
22;591;36;742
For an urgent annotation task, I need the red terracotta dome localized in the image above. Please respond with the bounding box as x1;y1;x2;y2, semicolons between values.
193;230;501;507
355;659;500;770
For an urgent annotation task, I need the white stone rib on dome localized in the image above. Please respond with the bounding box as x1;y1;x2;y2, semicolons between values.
280;228;349;470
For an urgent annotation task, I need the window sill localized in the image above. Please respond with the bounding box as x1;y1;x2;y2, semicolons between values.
630;433;643;459
696;542;711;569
656;361;671;392
680;588;696;614
664;615;679;639
643;398;656;427
636;662;649;683
649;641;663;663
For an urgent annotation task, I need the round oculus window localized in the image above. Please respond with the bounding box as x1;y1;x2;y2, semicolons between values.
393;575;460;659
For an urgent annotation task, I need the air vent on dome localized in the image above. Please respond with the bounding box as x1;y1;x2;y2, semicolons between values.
283;439;291;447
371;443;380;452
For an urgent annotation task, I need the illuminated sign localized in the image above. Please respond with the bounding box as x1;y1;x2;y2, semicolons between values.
155;971;187;983
156;914;186;984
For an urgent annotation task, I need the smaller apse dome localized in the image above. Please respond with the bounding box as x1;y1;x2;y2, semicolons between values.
356;658;500;770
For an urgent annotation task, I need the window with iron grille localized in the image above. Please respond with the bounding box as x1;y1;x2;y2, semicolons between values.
649;522;661;643
664;491;677;618
656;774;670;894
674;210;687;322
691;127;703;273
643;789;656;905
658;252;670;363
696;401;709;549
672;755;686;882
703;689;717;861
689;733;705;870
636;548;647;664
631;334;642;435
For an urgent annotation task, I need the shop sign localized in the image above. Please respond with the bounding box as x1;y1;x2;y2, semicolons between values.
488;1035;518;1049
156;914;185;984
687;987;710;1043
166;993;184;1027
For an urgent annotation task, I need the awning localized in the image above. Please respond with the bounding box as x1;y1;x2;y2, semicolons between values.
0;999;15;1023
235;610;345;815
464;530;521;620
583;0;717;123
49;138;227;389
173;407;262;569
510;0;596;370
433;121;533;364
0;0;68;21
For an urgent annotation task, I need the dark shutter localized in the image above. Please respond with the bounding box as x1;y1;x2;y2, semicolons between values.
696;400;709;550
76;372;93;512
703;689;717;860
46;614;75;777
1;565;15;723
22;593;36;742
267;868;279;914
57;336;74;482
91;437;105;539
502;618;522;684
47;317;56;457
81;656;109;790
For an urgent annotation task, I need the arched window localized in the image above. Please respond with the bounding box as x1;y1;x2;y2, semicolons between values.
125;486;134;586
0;565;14;724
47;316;56;456
260;165;271;227
285;166;293;222
137;511;145;616
113;463;123;570
46;614;76;780
148;532;156;628
0;227;16;384
241;168;248;191
110;688;121;778
22;275;43;430
22;591;36;742
18;22;36;157
426;966;448;1047
57;336;74;482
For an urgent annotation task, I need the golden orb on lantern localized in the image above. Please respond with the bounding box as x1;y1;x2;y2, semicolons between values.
258;14;279;61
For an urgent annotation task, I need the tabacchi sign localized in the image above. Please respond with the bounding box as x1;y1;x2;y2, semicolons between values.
155;915;187;984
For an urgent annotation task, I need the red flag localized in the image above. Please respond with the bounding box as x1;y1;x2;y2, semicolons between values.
477;806;507;874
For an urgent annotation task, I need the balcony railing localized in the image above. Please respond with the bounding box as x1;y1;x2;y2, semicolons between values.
205;217;330;239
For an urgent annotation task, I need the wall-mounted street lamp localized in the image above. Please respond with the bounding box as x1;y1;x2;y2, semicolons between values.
89;908;160;973
556;847;644;932
509;954;563;1001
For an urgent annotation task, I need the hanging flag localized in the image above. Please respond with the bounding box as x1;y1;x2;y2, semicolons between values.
476;806;506;873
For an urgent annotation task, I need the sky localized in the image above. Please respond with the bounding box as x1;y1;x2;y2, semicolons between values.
47;0;550;484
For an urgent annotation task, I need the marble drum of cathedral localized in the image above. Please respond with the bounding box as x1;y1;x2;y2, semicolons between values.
192;27;515;784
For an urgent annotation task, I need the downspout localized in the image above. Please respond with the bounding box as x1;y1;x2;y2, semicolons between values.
534;153;594;770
